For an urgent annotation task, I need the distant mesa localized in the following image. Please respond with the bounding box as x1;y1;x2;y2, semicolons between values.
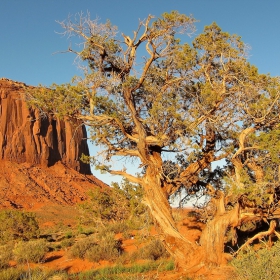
0;77;91;174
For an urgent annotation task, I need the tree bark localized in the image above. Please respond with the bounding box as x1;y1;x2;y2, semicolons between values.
142;152;203;272
199;193;240;265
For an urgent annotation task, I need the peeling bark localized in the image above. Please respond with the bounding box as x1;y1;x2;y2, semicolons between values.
200;193;240;265
142;152;203;271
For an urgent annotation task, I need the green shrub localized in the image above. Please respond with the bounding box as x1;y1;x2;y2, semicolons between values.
0;267;25;280
231;240;280;280
13;239;48;264
69;232;123;262
68;236;97;259
20;268;68;280
0;244;14;268
78;179;149;230
64;231;73;239
60;238;75;248
85;232;122;262
132;239;170;261
0;210;39;244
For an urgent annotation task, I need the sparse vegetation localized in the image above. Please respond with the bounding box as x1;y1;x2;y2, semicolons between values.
0;267;68;280
68;260;174;280
0;267;25;280
0;244;14;269
230;241;280;280
131;239;170;261
69;232;123;262
13;239;48;264
79;179;149;232
0;210;39;244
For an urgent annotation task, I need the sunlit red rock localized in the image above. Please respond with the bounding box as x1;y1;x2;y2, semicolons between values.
0;78;108;209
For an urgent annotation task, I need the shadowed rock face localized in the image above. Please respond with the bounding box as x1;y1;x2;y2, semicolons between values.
0;78;91;174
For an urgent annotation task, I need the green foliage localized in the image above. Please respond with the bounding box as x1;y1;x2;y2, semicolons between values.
25;10;280;266
64;230;73;239
0;244;14;269
0;210;39;244
13;239;48;264
79;179;148;230
26;82;86;118
69;232;122;262
231;241;280;280
0;267;68;280
68;236;96;259
0;267;25;280
84;232;122;262
131;239;170;261
112;179;147;221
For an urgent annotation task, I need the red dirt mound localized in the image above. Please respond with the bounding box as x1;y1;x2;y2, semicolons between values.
0;160;108;210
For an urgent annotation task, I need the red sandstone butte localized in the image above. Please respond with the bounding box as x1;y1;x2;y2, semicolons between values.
0;78;108;209
0;78;90;174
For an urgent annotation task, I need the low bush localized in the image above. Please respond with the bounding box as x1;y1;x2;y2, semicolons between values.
85;232;122;262
20;268;68;280
0;267;68;280
68;236;97;259
105;222;129;234
64;231;73;239
0;244;14;269
231;240;280;280
13;239;48;264
0;267;25;280
78;179;150;231
69;232;123;262
60;238;75;248
131;239;170;261
0;210;39;244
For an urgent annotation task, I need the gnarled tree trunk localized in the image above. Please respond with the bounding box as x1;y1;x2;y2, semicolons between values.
142;152;203;272
199;193;240;265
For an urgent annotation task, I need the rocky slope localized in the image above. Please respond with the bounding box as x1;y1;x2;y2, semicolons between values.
0;78;108;209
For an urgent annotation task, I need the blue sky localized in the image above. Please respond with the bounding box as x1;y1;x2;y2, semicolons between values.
1;0;280;184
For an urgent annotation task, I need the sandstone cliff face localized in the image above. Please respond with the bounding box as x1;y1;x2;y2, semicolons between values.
0;78;91;174
0;78;109;209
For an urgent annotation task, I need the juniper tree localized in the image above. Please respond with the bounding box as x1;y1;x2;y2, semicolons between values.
27;11;280;271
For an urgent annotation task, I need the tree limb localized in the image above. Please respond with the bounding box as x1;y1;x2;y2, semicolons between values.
109;170;142;184
233;220;277;256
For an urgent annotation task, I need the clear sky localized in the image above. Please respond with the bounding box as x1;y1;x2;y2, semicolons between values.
1;0;280;184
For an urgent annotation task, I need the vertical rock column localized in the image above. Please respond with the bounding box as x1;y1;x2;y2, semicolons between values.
0;78;91;174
